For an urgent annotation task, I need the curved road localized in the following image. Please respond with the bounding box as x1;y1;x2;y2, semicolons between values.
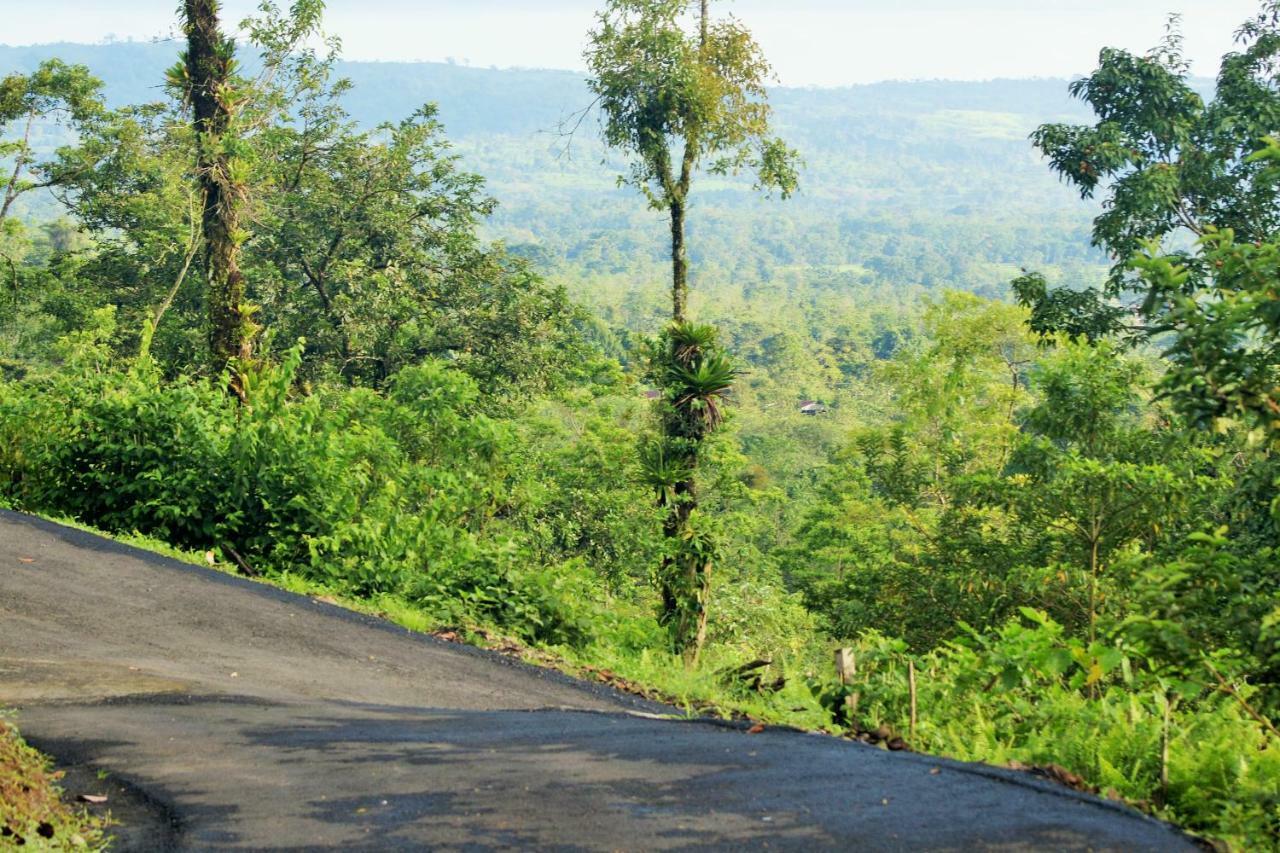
0;509;1196;851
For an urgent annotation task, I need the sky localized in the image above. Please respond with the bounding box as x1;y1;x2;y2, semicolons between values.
2;0;1264;86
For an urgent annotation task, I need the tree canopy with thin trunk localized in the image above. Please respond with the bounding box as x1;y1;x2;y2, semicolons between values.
586;0;798;321
585;0;798;664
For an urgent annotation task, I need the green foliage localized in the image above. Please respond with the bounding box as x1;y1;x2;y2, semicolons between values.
1118;529;1280;714
585;0;799;210
786;292;1277;849
585;0;799;664
4;5;1280;849
0;318;589;645
666;351;734;432
639;437;694;503
12;5;585;398
250;78;585;391
1;715;108;849
1031;11;1280;280
1130;223;1280;445
505;388;663;593
1;42;1113;326
640;321;739;658
1019;4;1280;387
1012;270;1130;343
806;614;1280;849
782;293;1038;646
0;58;103;224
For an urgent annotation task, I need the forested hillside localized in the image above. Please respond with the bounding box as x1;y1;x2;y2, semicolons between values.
1;41;1115;488
1;2;1277;849
2;40;1111;303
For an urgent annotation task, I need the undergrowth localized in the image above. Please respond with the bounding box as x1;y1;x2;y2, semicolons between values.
0;716;108;850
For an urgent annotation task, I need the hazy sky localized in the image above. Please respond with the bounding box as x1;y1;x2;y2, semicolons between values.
3;1;1264;86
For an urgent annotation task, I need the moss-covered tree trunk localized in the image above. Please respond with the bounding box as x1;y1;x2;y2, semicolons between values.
669;197;688;323
657;4;712;667
183;0;253;386
659;184;714;663
657;423;708;665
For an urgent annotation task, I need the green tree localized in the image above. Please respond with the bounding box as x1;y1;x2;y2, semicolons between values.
1016;3;1280;483
53;99;204;363
0;60;102;227
0;60;102;332
1130;217;1280;448
40;2;578;396
251;95;582;392
782;293;1036;647
1015;4;1280;351
170;0;325;387
997;344;1188;643
585;0;799;663
585;0;798;321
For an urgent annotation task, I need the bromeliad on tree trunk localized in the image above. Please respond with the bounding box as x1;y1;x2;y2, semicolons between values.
585;0;798;664
642;322;733;664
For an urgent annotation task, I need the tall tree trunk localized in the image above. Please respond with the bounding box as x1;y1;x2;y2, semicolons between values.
183;0;253;386
659;475;696;603
657;0;716;665
658;451;711;665
678;554;711;668
669;198;688;323
660;182;695;652
660;195;705;662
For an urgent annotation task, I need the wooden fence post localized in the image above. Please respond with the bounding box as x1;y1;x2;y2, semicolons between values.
835;648;856;684
835;648;859;722
908;660;918;742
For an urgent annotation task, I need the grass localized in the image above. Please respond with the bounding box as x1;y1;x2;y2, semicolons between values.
0;715;108;849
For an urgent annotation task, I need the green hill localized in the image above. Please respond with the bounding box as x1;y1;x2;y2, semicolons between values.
1;42;1117;345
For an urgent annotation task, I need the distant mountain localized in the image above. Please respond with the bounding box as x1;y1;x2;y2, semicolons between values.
0;41;1092;137
0;41;592;136
2;42;1119;313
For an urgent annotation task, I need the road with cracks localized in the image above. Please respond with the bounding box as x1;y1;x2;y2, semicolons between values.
0;509;1198;850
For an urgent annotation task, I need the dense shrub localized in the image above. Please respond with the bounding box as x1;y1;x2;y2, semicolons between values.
0;312;590;644
807;613;1280;848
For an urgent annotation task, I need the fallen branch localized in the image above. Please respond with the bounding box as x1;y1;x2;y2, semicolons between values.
222;544;259;578
1204;659;1280;742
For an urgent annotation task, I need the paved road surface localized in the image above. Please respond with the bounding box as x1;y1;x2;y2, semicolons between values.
0;509;1198;850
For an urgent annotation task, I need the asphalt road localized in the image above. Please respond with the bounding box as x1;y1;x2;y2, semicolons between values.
0;509;1199;851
